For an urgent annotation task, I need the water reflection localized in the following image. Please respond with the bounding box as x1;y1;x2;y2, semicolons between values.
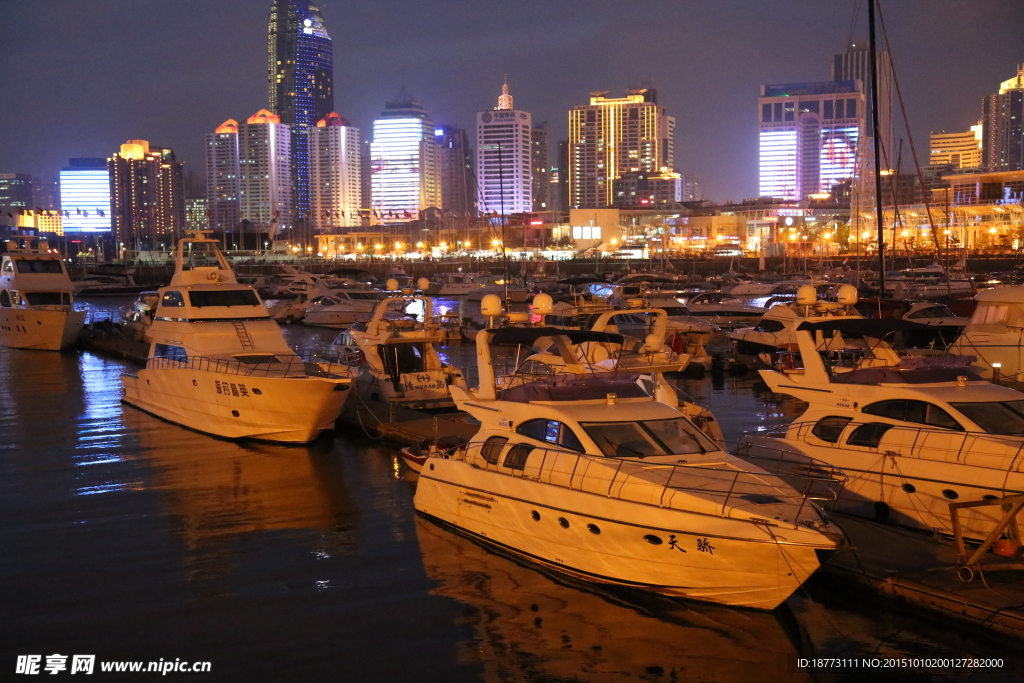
416;518;810;682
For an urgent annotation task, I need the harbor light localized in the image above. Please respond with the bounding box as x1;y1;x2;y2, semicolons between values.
492;239;502;247
416;241;424;249
862;231;871;239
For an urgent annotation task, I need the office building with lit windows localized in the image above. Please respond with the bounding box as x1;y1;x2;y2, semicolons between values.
108;141;185;247
238;109;292;234
268;0;333;219
832;43;893;165
435;125;474;216
205;119;242;231
758;81;866;201
59;159;111;233
370;89;441;221
568;88;675;208
982;65;1024;172
531;123;551;211
475;81;532;216
930;126;983;169
308;112;361;231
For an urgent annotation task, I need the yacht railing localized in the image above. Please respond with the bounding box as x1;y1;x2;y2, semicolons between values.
145;350;352;380
434;441;846;527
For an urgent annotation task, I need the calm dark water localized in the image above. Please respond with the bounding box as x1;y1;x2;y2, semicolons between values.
2;303;1021;682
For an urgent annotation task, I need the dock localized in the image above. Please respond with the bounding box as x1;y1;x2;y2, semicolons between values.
340;392;479;446
79;325;148;364
824;513;1024;640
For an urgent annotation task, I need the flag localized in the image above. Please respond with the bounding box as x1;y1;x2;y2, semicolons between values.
492;210;498;217
339;210;345;217
97;209;105;217
403;210;412;219
76;208;82;215
372;209;379;218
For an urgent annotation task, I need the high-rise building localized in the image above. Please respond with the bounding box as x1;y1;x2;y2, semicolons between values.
682;175;704;202
309;112;361;231
268;0;334;219
370;89;442;221
434;125;475;216
59;159;111;233
108;140;185;248
930;126;984;169
476;81;532;216
758;81;866;201
832;43;893;166
185;197;209;232
205;119;242;232
612;171;682;207
238;109;292;236
555;139;569;212
531;123;550;211
982;64;1024;172
568;88;675;208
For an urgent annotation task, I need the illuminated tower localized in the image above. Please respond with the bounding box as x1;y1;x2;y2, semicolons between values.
476;79;532;215
568;89;674;208
982;64;1024;172
108;140;185;248
268;0;333;220
205;119;241;231
238;110;292;236
59;159;111;234
370;88;442;221
309;112;362;231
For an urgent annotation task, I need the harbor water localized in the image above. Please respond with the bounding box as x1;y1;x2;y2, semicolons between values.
2;299;1022;681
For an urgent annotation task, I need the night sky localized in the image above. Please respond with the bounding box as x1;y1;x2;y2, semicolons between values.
1;0;1021;202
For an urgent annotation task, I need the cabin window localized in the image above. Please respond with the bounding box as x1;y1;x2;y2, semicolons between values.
23;292;69;306
188;290;260;307
846;423;894;448
481;436;508;465
755;319;785;333
15;259;63;274
950;401;1024;435
153;343;188;363
381;343;426;376
1;260;12;273
862;400;964;431
970;304;1009;325
503;444;534;470
811;416;853;443
515;419;585;452
0;290;10;307
161;291;185;307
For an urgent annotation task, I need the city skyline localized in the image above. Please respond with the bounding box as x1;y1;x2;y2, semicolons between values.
0;0;1021;204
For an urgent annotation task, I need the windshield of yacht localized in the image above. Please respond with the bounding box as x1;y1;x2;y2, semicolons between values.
580;418;717;457
15;259;63;274
188;290;260;307
950;401;1024;435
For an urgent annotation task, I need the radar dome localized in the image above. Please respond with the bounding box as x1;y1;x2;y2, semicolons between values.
532;293;553;315
385;278;399;292
480;294;504;317
795;285;817;306
837;284;858;305
416;277;430;291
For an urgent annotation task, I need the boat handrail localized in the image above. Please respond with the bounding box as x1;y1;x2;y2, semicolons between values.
433;440;846;527
145;350;352;380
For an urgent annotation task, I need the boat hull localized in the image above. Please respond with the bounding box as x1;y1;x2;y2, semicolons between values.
414;458;830;610
121;367;351;443
0;308;85;351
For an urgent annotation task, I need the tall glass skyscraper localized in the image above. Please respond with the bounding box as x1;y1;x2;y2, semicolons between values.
268;1;334;221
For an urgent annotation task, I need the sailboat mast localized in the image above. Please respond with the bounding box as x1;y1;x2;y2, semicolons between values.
868;0;887;297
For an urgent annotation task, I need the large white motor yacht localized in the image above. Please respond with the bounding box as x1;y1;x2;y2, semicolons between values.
413;326;845;610
121;232;353;442
0;239;85;350
950;285;1024;381
738;321;1024;542
302;288;388;328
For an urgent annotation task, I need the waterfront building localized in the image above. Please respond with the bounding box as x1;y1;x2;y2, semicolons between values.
308;112;361;231
0;174;35;224
108;141;185;248
531;123;550;211
268;0;334;219
930;126;984;169
612;171;682;207
758;81;866;201
982;64;1024;172
568;88;675;209
476;80;532;216
682;175;704;202
556;139;569;212
185;197;209;232
59;158;111;233
370;89;442;221
239;109;292;235
435;125;475;217
205;119;241;232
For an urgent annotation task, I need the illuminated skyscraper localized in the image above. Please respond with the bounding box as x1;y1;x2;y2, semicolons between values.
568;89;674;208
832;43;893;166
205;119;241;231
59;159;111;233
239;110;292;235
930;126;984;169
982;65;1024;172
108;141;185;248
434;125;474;216
309;112;361;231
476;80;532;216
758;81;866;201
370;89;441;221
268;0;333;219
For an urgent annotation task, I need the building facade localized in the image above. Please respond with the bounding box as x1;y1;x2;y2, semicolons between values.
832;43;893;166
308;112;361;231
370;89;442;221
476;81;532;216
758;81;866;201
930;127;983;169
268;0;334;219
982;65;1024;173
238;109;292;236
435;125;474;216
612;171;682;207
531;123;550;212
568;88;675;209
59;158;111;233
205;119;242;232
108;140;185;248
185;197;209;232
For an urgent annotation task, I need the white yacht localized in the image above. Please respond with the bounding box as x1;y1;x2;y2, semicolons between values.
302;288;388;328
679;291;766;327
738;322;1024;542
324;294;466;408
466;274;532;303
0;239;85;350
728;285;864;356
412;326;845;610
435;271;486;296
121;232;353;443
950;286;1024;381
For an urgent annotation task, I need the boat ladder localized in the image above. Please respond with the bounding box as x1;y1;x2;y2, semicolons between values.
232;320;255;350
